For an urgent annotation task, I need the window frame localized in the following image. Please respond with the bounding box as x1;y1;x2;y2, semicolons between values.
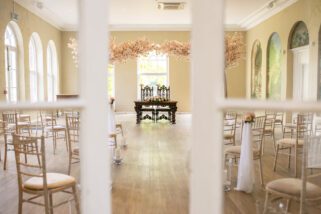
47;41;58;102
29;35;38;102
137;51;169;99
4;25;18;102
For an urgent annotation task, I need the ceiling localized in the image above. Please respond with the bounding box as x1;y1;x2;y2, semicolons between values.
14;0;297;31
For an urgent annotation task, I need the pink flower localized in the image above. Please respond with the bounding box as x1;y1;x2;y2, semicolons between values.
244;112;255;122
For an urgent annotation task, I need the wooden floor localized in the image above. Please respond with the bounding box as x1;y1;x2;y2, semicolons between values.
0;114;320;214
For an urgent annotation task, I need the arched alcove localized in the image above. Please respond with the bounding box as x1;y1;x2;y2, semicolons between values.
289;21;309;49
266;33;282;100
251;40;262;99
288;21;310;101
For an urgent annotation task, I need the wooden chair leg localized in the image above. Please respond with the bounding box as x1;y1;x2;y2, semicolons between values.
24;145;28;164
64;130;68;152
286;199;291;212
3;141;7;170
273;144;280;172
288;147;292;169
258;158;264;186
263;191;270;214
49;193;54;214
261;137;265;156
44;193;50;214
72;185;81;214
53;133;57;155
272;134;276;155
68;152;72;175
18;191;23;214
294;147;298;178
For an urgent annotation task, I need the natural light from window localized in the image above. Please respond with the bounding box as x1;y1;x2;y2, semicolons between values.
137;51;168;98
47;41;58;102
4;25;18;102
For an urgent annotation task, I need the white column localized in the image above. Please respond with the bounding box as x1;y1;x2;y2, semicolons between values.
190;0;224;213
79;0;110;213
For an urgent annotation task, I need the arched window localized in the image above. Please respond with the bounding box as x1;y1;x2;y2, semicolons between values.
47;41;58;101
4;24;18;102
267;33;282;100
251;40;262;99
290;21;309;49
29;33;43;102
137;51;169;98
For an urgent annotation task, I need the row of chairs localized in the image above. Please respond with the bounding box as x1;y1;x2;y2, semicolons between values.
1;111;71;170
0;111;81;213
224;112;321;213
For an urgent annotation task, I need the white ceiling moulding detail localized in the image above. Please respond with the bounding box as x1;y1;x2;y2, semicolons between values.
15;0;64;31
109;24;191;31
224;25;247;32
239;0;298;30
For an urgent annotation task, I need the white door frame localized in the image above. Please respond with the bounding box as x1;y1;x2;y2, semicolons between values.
291;45;310;101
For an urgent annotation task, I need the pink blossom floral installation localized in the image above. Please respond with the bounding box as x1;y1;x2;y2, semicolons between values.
68;33;244;68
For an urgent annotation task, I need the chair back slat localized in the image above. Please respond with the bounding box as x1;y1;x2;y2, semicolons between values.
224;112;237;133
252;115;266;152
2;112;18;133
141;85;154;101
66;114;80;152
157;85;170;101
13;134;47;188
301;135;321;213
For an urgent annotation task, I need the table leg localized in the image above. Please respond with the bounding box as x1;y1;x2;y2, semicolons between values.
135;106;141;124
171;107;177;124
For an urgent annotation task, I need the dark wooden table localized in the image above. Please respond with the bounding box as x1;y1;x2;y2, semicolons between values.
134;100;178;124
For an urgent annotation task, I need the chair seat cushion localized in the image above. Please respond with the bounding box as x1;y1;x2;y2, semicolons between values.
24;173;76;190
224;133;234;139
17;122;30;126
225;146;260;156
73;147;79;155
284;123;296;129
266;178;321;199
46;125;66;131
277;138;304;146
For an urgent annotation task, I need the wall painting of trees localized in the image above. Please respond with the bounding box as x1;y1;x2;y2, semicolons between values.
251;40;262;98
267;33;282;100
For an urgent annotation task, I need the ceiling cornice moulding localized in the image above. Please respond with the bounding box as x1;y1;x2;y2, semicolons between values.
239;0;298;30
109;24;191;31
15;0;64;31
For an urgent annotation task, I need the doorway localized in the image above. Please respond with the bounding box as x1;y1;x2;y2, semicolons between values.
292;46;309;101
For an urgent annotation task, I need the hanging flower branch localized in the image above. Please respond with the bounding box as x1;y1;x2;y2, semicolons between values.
158;40;190;56
68;33;244;68
67;38;79;67
225;32;245;69
109;38;156;63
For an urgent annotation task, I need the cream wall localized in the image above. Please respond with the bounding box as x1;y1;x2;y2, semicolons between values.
246;0;321;101
0;0;62;101
61;31;78;94
225;31;247;98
